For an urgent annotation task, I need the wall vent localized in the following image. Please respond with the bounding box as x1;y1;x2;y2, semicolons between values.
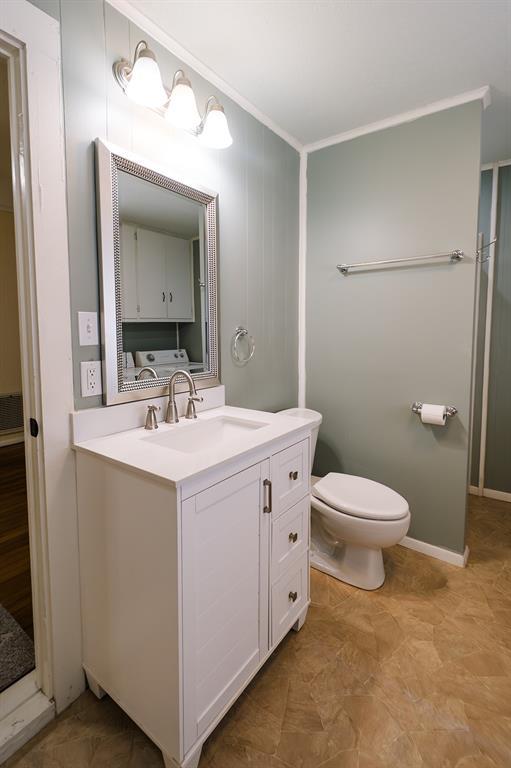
0;392;24;434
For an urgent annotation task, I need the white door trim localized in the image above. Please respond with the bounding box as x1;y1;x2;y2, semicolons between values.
0;0;84;726
477;165;499;493
298;150;307;408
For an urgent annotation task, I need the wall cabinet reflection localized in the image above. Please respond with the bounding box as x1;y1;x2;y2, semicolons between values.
120;223;195;322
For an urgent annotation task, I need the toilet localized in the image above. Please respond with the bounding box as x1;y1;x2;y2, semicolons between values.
279;408;410;590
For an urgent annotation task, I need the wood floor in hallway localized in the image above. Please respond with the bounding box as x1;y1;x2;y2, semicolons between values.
0;442;33;639
4;495;511;768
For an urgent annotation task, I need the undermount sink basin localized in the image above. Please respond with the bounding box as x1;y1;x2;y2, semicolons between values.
143;415;269;454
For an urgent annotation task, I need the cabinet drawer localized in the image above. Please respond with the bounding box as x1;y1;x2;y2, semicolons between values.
270;438;309;518
271;553;308;646
271;497;309;582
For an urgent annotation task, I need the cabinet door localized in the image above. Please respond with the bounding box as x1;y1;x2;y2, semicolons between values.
120;224;138;320
166;236;194;321
136;228;168;319
181;461;270;751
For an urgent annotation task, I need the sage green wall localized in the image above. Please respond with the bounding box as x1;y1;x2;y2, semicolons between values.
306;103;482;554
31;0;299;410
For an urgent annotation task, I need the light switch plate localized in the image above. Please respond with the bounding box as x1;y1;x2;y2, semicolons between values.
78;311;99;346
81;361;102;397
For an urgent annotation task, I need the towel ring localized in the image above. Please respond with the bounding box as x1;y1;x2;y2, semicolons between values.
232;326;255;366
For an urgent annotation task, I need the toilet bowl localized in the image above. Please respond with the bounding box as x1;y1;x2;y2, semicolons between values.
279;408;410;590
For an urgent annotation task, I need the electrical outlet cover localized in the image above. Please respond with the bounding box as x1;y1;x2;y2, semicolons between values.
81;361;102;397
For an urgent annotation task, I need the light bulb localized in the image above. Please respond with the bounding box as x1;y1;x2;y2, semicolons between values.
165;78;201;131
198;104;233;149
125;49;168;108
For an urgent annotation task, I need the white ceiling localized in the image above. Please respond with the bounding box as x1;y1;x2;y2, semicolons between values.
126;0;511;162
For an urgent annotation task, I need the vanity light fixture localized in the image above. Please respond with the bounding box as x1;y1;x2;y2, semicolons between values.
198;97;233;149
113;41;233;148
113;41;168;109
165;70;201;132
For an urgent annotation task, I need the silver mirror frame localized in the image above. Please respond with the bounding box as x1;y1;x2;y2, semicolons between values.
95;138;219;405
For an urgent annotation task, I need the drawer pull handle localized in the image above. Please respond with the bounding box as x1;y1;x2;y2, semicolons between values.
289;532;298;543
289;470;299;480
288;591;298;603
263;479;272;514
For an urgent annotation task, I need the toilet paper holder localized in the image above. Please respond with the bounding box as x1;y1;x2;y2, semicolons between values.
411;402;458;418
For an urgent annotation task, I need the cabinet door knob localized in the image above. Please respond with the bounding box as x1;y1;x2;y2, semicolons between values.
288;591;298;603
169;291;173;302
162;291;165;302
289;470;299;480
288;532;298;543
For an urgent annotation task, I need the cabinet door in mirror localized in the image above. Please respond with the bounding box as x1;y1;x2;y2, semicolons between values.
96;139;219;404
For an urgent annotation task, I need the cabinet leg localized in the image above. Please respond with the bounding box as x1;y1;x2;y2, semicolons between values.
292;605;308;633
85;670;106;699
162;743;202;768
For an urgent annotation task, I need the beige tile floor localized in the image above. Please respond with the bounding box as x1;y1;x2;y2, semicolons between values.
5;496;511;768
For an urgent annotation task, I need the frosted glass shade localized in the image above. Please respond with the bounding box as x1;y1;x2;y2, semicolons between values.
198;106;233;149
166;81;201;131
125;52;168;108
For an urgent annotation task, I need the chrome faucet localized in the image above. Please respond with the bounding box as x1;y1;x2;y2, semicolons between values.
165;370;203;424
136;366;158;381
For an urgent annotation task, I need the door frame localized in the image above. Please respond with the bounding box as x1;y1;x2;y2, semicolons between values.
0;0;84;722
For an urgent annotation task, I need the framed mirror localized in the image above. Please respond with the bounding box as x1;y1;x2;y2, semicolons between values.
95;139;219;405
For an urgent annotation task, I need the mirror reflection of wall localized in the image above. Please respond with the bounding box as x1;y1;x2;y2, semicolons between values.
117;170;208;383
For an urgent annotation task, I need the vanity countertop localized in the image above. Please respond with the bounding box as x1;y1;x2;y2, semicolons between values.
72;405;311;486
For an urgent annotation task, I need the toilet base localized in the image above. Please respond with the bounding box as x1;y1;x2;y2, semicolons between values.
310;542;385;590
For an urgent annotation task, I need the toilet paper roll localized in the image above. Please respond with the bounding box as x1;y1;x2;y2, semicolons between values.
420;403;446;426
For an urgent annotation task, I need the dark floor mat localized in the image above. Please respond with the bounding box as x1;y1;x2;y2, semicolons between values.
0;603;35;692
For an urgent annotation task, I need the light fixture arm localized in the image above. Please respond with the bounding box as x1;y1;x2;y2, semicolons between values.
196;95;221;135
133;40;148;63
171;69;187;89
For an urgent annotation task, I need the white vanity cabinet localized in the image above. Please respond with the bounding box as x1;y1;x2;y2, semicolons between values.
75;424;311;768
120;223;194;322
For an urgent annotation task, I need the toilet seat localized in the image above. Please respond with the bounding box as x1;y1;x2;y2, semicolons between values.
312;473;409;521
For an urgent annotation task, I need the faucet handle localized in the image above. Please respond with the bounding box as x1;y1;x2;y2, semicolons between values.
185;394;203;420
145;404;159;430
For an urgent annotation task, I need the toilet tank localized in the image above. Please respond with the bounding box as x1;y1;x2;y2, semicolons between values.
278;408;322;474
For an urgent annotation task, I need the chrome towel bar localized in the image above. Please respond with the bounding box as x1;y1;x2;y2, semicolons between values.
337;249;463;276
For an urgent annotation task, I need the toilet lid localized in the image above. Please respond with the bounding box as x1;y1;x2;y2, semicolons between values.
312;473;409;521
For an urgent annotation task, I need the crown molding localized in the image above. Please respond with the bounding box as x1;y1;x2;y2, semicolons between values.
304;86;491;155
106;0;303;152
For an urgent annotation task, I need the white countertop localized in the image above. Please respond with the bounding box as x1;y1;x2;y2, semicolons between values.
73;405;311;486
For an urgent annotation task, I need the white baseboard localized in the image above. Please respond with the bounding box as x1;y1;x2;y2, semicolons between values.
400;536;469;568
468;485;511;503
481;487;511;503
0;432;24;448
